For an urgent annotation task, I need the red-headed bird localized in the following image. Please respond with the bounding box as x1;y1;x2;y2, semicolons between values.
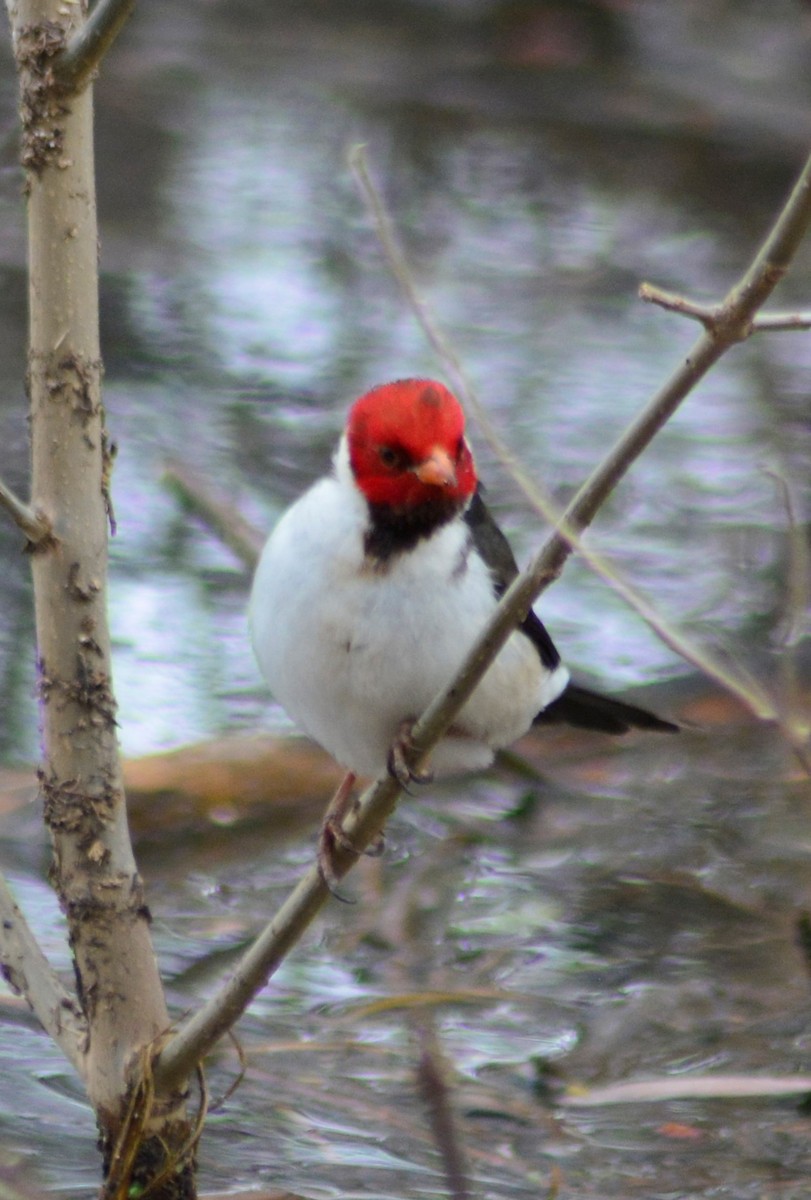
249;379;676;879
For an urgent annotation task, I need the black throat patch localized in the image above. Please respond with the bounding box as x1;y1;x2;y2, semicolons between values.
364;495;464;564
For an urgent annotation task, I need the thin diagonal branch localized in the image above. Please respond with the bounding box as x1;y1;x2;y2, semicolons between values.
162;459;263;568
0;871;86;1073
53;0;136;91
154;860;334;1090
156;148;811;1089
351;142;811;745
0;475;52;544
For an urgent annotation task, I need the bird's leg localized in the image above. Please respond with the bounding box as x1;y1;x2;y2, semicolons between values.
318;771;357;893
318;770;385;897
387;719;435;791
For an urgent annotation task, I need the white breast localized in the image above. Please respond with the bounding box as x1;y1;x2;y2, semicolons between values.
249;458;569;777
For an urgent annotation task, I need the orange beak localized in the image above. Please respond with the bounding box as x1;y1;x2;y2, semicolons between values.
414;446;457;488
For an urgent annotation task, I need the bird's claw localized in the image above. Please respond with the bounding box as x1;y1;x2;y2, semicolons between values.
317;818;358;902
317;770;388;900
387;721;434;791
318;820;387;900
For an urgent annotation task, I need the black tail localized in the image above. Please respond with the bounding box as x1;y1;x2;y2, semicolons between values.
535;683;679;735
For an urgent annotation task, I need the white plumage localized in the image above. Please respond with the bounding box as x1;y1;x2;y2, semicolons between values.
249;436;570;777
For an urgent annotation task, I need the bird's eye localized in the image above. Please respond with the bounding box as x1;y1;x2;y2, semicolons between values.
455;437;466;461
379;446;402;468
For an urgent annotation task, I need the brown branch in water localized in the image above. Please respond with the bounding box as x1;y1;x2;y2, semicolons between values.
155;148;811;1090
53;0;137;92
639;282;811;335
0;475;53;545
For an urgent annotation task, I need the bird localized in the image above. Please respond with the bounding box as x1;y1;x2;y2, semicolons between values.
249;378;677;884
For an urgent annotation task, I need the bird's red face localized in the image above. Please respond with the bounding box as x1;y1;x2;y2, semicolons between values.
347;379;478;510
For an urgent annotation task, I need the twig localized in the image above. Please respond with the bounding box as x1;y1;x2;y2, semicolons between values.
53;0;136;91
0;475;53;545
752;311;811;331
639;282;811;334
162;459;263;570
352;143;811;746
349;144;474;406
0;871;86;1074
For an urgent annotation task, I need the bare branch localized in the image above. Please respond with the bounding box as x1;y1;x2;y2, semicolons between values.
162;459;263;570
151;268;686;1089
349;144;474;403
53;0;136;92
157;148;811;1088
639;282;811;334
352;142;811;746
638;282;722;328
0;475;53;545
155;861;335;1090
0;871;86;1074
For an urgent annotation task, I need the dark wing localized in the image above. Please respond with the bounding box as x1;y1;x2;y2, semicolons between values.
463;486;561;671
463;487;678;736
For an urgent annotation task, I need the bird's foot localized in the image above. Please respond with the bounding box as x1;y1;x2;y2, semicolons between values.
387;720;434;792
317;771;386;900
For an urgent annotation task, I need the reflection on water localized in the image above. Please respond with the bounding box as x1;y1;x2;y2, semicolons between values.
1;1;810;1196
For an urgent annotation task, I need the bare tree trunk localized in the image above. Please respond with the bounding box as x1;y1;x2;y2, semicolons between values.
5;1;195;1192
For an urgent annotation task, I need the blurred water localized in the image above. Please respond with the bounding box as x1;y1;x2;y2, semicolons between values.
1;2;811;1197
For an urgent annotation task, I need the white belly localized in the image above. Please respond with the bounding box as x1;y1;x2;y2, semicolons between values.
249;477;568;777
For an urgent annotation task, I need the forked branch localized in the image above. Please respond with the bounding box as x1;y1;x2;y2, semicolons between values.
53;0;136;91
639;282;811;335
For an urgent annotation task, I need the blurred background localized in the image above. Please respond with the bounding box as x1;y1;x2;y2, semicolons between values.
1;1;810;1197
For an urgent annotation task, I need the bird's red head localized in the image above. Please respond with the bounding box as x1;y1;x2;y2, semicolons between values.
346;379;477;510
